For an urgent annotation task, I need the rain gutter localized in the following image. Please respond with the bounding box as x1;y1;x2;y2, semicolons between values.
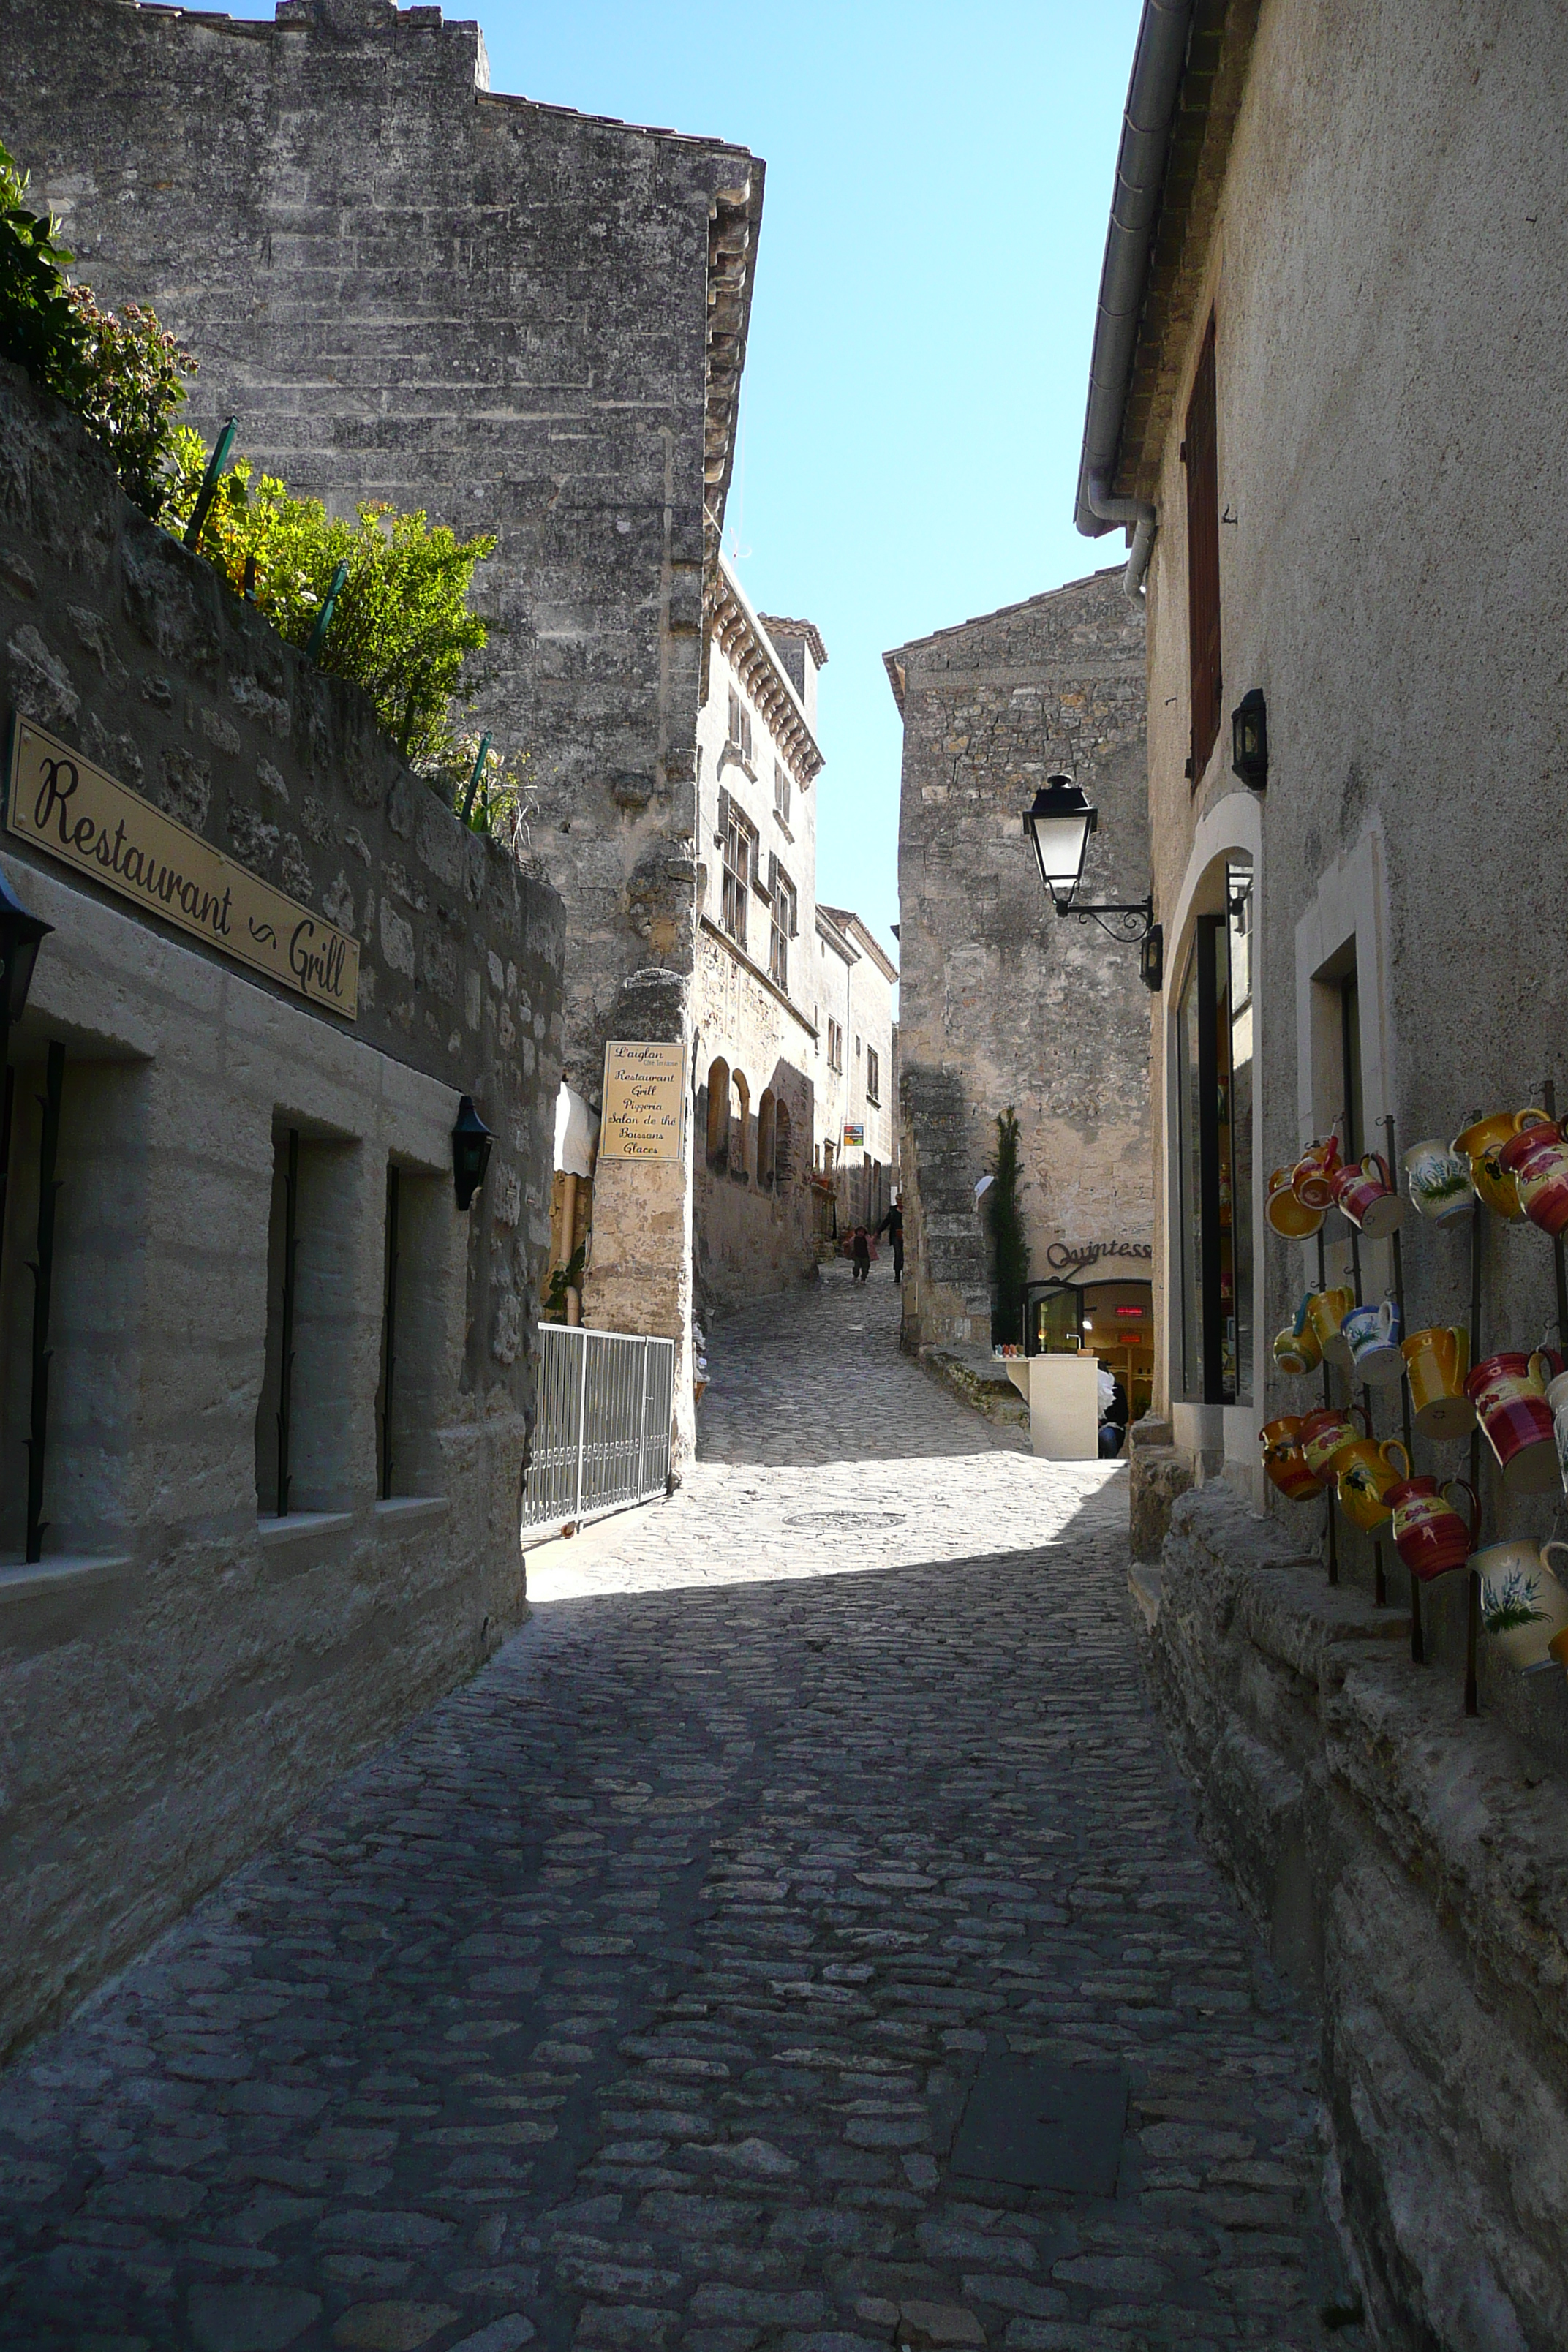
1074;0;1197;604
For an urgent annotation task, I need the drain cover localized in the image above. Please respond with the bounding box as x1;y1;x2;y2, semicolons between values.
951;2057;1128;2195
784;1509;907;1529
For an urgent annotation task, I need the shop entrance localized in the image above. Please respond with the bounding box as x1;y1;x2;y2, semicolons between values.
1079;1280;1155;1429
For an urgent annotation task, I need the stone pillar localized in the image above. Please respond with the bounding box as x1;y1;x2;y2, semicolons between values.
581;969;697;1469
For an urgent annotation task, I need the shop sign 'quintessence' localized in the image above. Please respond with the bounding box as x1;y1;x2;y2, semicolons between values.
599;1039;686;1160
6;717;359;1018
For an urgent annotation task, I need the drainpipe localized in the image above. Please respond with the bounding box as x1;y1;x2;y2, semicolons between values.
1087;472;1158;608
1074;0;1198;605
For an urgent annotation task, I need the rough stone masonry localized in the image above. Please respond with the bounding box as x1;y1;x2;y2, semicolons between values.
886;567;1153;1354
0;0;762;1415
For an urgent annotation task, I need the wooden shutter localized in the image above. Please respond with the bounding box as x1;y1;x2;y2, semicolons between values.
716;783;731;851
767;851;779;905
1184;314;1221;781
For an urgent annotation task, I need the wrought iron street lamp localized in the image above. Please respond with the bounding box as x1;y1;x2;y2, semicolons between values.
1022;774;1161;990
451;1093;494;1211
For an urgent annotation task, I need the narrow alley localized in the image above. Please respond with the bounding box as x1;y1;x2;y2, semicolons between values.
0;1263;1350;2351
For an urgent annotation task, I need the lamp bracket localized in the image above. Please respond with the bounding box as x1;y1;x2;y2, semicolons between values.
1057;894;1156;946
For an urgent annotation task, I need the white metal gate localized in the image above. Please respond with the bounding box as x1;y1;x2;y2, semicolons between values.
521;1325;676;1531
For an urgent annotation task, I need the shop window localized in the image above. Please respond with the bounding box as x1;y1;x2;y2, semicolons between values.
757;1090;777;1191
705;1056;731;1168
0;1045;145;1561
1184;312;1222;781
255;1125;357;1517
1024;1278;1082;1357
375;1164;449;1501
1175;858;1254;1403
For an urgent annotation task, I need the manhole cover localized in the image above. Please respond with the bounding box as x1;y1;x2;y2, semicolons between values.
784;1509;907;1529
951;2057;1128;2195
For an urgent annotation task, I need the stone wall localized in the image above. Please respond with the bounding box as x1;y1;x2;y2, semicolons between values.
0;361;563;2055
1139;1487;1568;2351
0;0;761;1361
888;568;1152;1352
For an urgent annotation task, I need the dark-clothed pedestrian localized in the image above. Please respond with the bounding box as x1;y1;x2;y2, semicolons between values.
851;1226;871;1284
875;1198;905;1285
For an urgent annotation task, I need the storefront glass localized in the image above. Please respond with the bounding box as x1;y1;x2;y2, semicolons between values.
1175;857;1254;1404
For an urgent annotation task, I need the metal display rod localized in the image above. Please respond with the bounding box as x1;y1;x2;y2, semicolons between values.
1465;1124;1484;1719
1382;1112;1422;1665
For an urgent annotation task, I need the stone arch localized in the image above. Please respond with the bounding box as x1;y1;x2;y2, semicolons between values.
705;1056;730;1168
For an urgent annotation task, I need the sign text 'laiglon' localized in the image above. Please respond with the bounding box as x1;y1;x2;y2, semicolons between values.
6;718;358;1018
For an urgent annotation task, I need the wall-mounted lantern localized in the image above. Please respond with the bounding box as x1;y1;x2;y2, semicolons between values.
451;1094;494;1211
1022;774;1161;991
0;864;51;1036
1231;688;1267;788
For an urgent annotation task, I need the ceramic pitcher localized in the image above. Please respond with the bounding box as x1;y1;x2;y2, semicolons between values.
1403;1137;1474;1225
1273;1294;1322;1378
1387;1474;1478;1581
1298;1404;1370;1484
1475;1540;1568;1673
1259;1417;1324;1502
1266;1165;1324;1239
1341;1298;1403;1386
1335;1436;1411;1532
1547;1368;1568;1498
1400;1325;1474;1441
1453;1109;1548;1221
1496;1118;1568;1238
1292;1137;1343;1210
1466;1348;1566;1493
1330;1152;1404;1240
1304;1286;1357;1373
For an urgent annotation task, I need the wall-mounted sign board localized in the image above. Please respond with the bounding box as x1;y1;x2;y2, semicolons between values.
842;1122;864;1150
599;1039;686;1161
6;718;359;1018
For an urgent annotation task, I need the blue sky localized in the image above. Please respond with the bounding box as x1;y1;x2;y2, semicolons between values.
224;1;1141;965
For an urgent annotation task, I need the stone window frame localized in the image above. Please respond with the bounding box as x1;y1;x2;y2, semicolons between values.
866;1045;881;1106
773;759;791;834
726;685;754;776
827;1017;844;1074
721;803;755;950
768;858;797;996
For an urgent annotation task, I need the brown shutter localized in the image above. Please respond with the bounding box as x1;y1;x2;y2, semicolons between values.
716;783;731;850
1184;313;1222;781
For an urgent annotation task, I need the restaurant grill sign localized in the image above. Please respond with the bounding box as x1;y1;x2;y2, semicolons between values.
6;718;359;1018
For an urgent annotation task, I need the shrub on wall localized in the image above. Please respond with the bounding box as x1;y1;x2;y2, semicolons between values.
987;1107;1030;1347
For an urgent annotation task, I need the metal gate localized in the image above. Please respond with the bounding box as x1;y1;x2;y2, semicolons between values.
521;1325;676;1531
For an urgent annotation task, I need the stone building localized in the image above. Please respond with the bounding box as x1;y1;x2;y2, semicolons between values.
886;573;1152;1381
0;364;562;2054
0;0;763;1455
690;560;823;1313
813;904;898;1233
1076;3;1568;2338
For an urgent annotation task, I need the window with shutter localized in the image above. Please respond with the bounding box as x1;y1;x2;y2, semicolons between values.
1184;314;1222;783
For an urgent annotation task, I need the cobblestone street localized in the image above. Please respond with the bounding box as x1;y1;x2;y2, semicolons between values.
0;1264;1352;2351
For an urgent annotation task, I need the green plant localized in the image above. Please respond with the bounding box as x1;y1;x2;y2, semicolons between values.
164;428;497;770
428;731;538;843
987;1107;1030;1348
541;1244;587;1326
1482;1572;1545;1633
0;139;88;400
1;140;196;517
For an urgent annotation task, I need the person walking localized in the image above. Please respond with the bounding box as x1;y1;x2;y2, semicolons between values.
875;1196;905;1286
851;1226;871;1285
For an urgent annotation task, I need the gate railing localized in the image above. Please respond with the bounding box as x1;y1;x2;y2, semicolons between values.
521;1324;675;1531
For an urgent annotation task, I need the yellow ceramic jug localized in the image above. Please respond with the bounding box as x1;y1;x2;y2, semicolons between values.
1401;1326;1474;1441
1304;1286;1356;1373
1335;1437;1411;1532
1453;1109;1549;1221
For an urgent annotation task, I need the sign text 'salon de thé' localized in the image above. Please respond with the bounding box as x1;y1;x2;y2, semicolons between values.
5;717;359;1018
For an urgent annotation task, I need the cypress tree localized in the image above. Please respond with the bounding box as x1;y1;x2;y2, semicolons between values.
987;1107;1030;1347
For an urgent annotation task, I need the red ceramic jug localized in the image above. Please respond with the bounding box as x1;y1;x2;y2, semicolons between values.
1496;1120;1568;1238
1466;1349;1566;1493
1387;1474;1479;1582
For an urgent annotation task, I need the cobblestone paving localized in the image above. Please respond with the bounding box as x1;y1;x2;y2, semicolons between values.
0;1263;1354;2351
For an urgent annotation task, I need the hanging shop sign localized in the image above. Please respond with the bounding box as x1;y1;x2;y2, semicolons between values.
842;1122;864;1150
1046;1239;1153;1271
5;717;358;1018
599;1039;686;1160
